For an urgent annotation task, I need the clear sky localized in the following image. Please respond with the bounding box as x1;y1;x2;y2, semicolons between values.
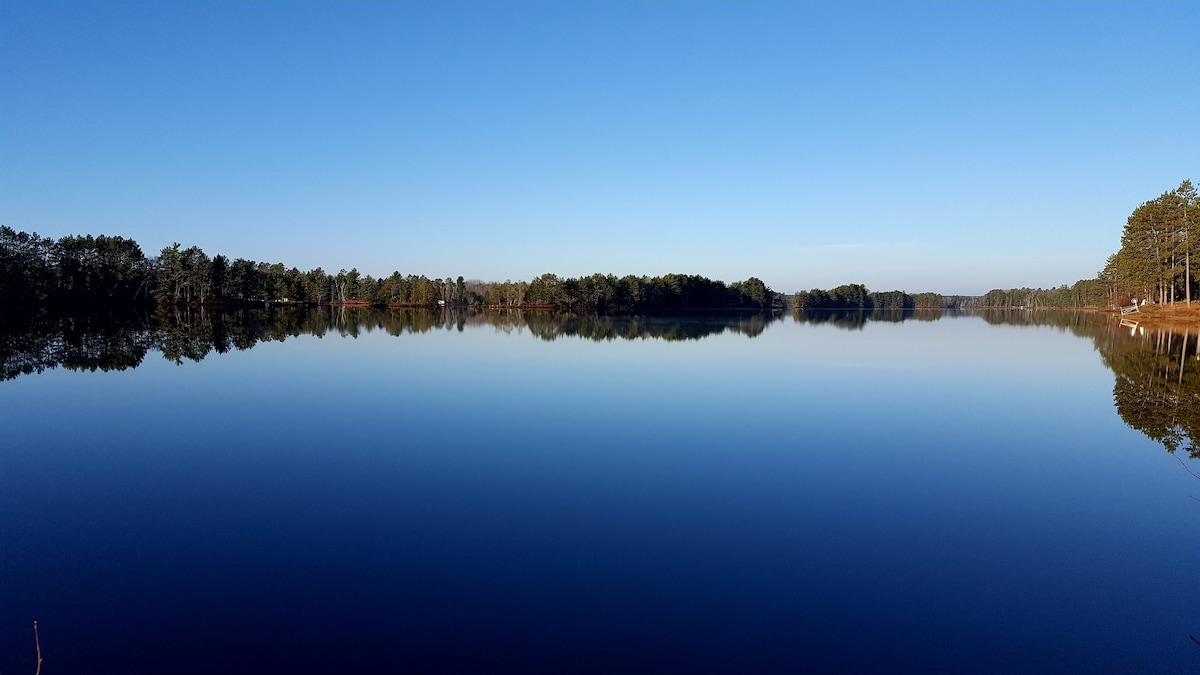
2;1;1197;295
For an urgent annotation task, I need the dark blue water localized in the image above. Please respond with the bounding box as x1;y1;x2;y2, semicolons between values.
2;310;1198;672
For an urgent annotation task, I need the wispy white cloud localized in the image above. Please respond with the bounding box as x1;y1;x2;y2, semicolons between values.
790;242;921;253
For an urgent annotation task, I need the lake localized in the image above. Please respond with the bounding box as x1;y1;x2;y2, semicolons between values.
2;308;1199;672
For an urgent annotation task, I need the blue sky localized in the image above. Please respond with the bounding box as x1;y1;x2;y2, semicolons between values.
2;1;1197;295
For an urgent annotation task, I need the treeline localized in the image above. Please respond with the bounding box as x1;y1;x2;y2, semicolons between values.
788;281;1111;311
152;256;783;311
791;283;948;310
1;228;155;310
504;273;780;310
968;280;1107;309
1;227;781;312
122;240;472;308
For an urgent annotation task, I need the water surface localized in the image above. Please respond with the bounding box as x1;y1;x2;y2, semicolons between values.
2;309;1198;672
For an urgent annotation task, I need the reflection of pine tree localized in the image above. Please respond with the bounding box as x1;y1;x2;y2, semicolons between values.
1100;326;1200;457
521;312;777;342
0;311;154;381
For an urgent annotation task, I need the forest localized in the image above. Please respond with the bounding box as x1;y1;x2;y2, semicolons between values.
0;226;962;313
12;180;1193;317
792;283;948;310
1097;180;1199;306
0;226;785;313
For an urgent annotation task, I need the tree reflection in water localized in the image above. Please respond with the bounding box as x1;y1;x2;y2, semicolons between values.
1100;320;1200;457
0;307;784;381
6;306;1200;461
972;309;1200;458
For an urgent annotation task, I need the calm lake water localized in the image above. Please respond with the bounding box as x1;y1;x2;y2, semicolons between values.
2;308;1199;672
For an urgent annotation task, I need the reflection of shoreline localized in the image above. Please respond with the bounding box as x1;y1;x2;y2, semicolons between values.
950;309;1200;461
958;308;1200;460
0;308;783;381
1096;319;1200;458
8;306;1200;464
10;306;1200;466
7;307;1107;382
792;308;948;331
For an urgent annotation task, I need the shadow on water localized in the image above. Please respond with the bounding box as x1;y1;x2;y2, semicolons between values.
0;307;783;380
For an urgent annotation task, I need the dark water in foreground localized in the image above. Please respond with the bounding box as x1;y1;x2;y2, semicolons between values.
2;308;1199;672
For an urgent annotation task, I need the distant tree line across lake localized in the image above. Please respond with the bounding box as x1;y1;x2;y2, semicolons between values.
792;283;951;310
2;226;954;312
4;223;1155;314
1;227;793;312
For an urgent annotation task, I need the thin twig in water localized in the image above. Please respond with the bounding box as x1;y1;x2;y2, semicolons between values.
33;619;42;672
1175;454;1200;481
1190;634;1200;648
1167;456;1200;500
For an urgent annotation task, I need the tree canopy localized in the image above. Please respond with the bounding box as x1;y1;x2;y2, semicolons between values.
792;284;948;310
1099;180;1198;305
1;227;781;313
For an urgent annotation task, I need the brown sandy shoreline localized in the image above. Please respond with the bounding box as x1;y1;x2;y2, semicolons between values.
1104;303;1200;329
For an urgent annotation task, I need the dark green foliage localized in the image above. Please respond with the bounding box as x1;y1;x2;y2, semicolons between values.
492;272;775;311
793;283;947;310
1;228;774;312
57;234;153;302
967;281;1105;309
1095;179;1198;305
870;290;913;310
792;288;831;309
910;292;947;308
0;227;60;308
830;283;871;309
1;227;155;310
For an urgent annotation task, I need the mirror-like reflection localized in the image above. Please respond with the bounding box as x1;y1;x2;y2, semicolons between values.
973;309;1200;458
2;306;976;382
7;305;1200;460
792;307;948;330
1;310;156;380
1;307;792;381
1099;321;1200;457
5;305;1200;671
